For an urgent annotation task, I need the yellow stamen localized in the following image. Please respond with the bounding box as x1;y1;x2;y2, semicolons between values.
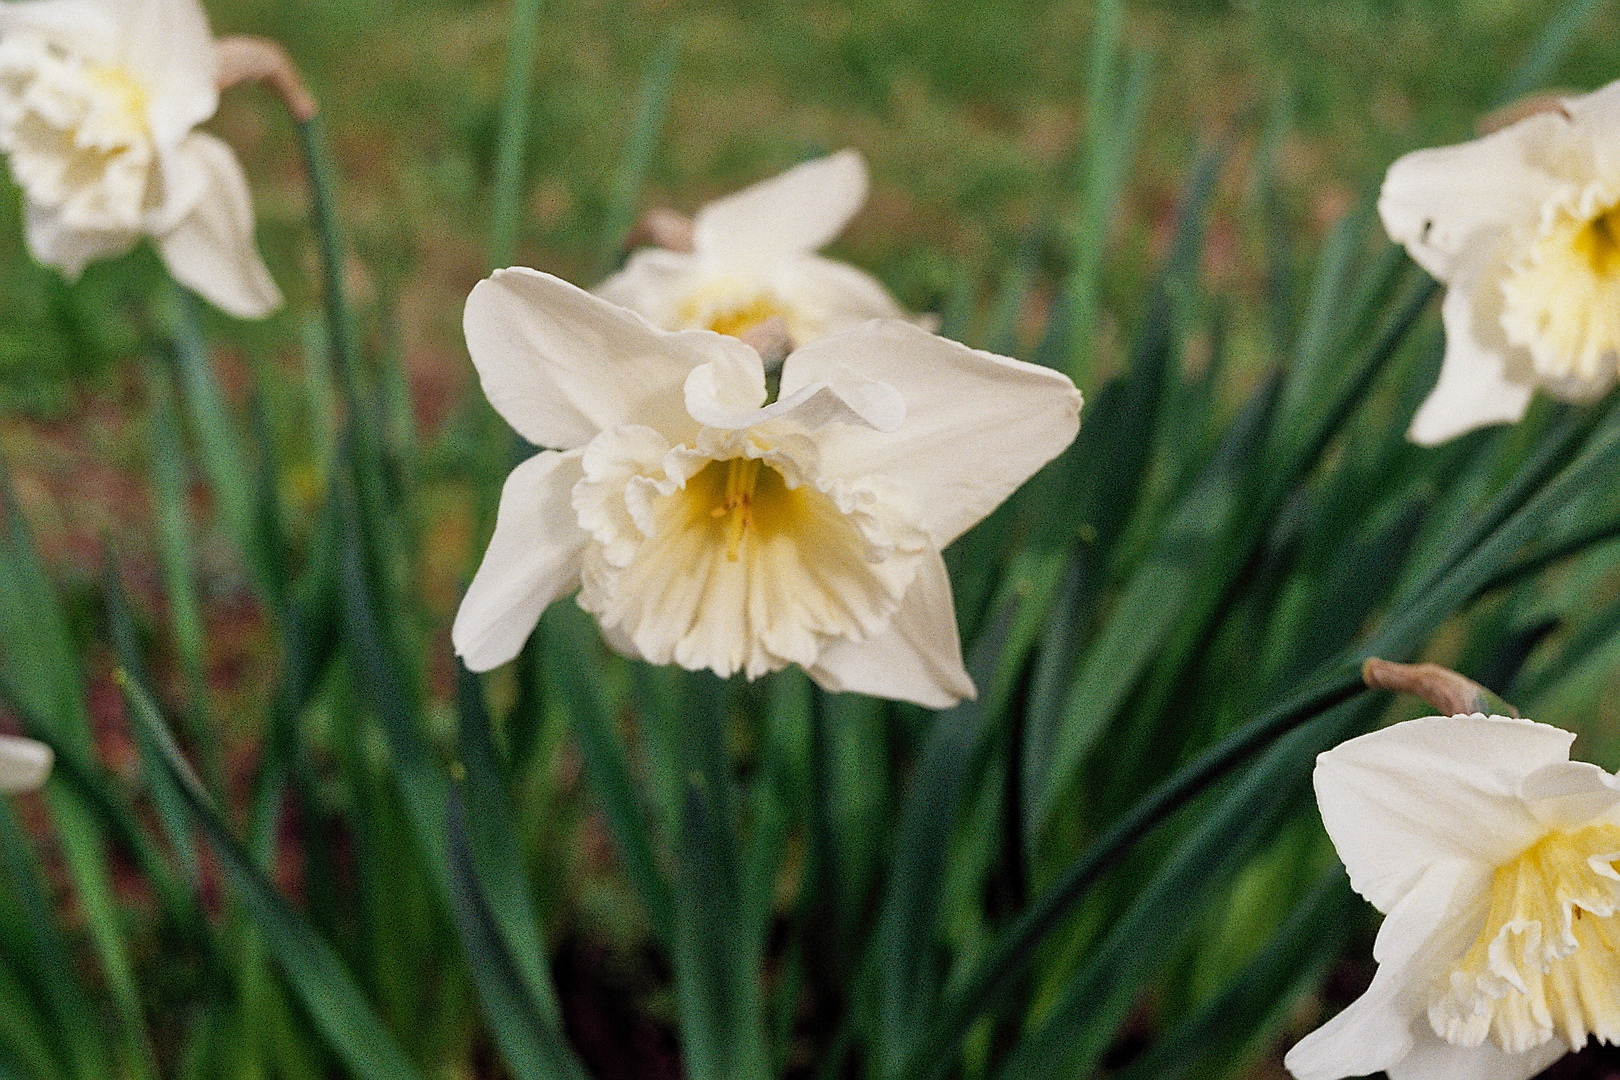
710;457;763;561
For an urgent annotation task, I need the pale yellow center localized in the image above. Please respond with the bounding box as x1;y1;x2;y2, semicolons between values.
689;456;799;561
1501;202;1620;390
85;62;148;135
1430;823;1620;1054
675;282;794;339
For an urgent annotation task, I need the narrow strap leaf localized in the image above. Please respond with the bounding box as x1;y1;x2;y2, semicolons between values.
118;671;430;1080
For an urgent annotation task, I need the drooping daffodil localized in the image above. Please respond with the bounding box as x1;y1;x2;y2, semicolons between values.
594;150;925;348
1381;80;1620;445
452;268;1080;709
0;734;51;792
0;0;282;317
1287;712;1620;1080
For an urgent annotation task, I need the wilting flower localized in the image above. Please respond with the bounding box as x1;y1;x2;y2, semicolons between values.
1380;80;1620;445
0;734;51;791
0;0;281;317
452;268;1080;708
595;150;923;347
1286;712;1620;1080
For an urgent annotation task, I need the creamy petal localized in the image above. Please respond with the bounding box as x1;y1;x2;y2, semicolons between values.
1520;760;1620;832
452;449;588;671
1563;79;1620;141
1286;857;1485;1080
682;338;766;423
1379;117;1561;281
0;735;51;792
465;267;737;449
692;150;867;267
1389;1026;1565;1080
1408;270;1535;445
806;548;973;709
785;320;1081;547
0;0;116;57
774;254;917;330
579;445;920;682
153;132;280;318
593;247;696;328
685;352;904;432
23;202;135;278
116;0;216;146
1313;715;1571;913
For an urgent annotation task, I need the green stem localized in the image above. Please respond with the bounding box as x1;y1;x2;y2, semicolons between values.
489;0;544;270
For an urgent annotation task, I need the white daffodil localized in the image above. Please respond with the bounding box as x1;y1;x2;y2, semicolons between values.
1286;712;1620;1080
595;150;924;348
453;268;1080;709
0;734;51;791
0;0;281;318
1380;80;1620;445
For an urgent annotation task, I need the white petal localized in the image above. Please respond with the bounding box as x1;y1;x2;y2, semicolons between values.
784;320;1081;547
806;549;974;709
1286;857;1484;1080
464;267;727;450
1562;77;1620;131
153;132;281;318
116;0;217;146
1520;759;1620;832
685;351;904;432
682;338;766;423
773;254;916;330
23;203;136;278
1312;714;1571;913
1379;117;1559;281
592;247;697;328
452;449;588;671
1408;273;1534;445
0;735;51;792
0;0;117;57
1389;1026;1565;1080
692;150;868;266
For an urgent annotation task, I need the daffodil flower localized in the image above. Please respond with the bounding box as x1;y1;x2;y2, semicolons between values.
1287;712;1620;1080
0;734;51;791
1380;80;1620;445
595;150;924;348
452;268;1080;709
0;0;282;318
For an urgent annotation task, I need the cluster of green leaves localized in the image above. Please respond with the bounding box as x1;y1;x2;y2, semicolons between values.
5;1;1620;1079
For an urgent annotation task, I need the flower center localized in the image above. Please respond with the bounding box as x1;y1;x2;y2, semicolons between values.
695;455;793;560
1429;823;1620;1054
1501;199;1620;393
673;279;795;339
705;294;787;338
84;62;149;138
572;430;925;682
0;33;155;230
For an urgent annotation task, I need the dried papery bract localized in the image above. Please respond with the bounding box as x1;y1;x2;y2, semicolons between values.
1361;657;1519;717
214;34;316;123
1286;714;1620;1080
452;269;1080;708
595;150;932;345
1381;79;1620;444
0;0;282;317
